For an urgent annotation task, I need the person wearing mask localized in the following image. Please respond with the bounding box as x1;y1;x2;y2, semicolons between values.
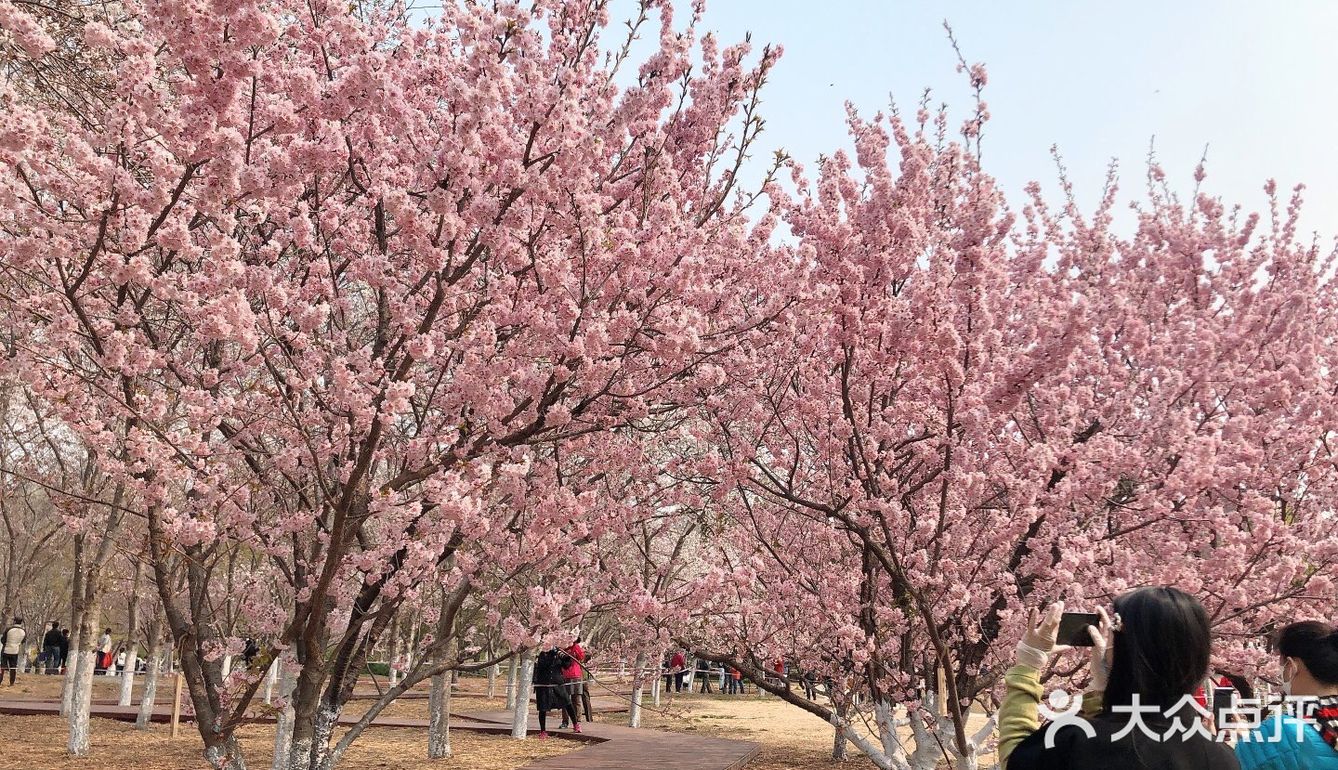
41;622;61;674
998;587;1239;770
533;646;580;738
1236;620;1338;769
558;637;585;730
1;617;26;686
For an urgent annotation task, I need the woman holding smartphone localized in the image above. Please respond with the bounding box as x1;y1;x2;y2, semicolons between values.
998;586;1239;769
1235;621;1338;769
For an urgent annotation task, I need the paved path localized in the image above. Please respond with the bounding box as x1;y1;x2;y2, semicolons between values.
465;709;758;770
0;697;759;770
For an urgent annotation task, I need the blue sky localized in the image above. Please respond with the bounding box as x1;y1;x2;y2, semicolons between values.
671;0;1338;237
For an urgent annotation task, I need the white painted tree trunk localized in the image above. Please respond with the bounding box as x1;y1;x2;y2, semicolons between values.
627;652;647;728
263;659;279;705
60;637;80;717
486;663;497;698
136;645;163;729
509;651;534;739
385;618;398;690
652;673;661;706
504;656;518;711
118;647;140;706
271;660;297;770
833;698;850;761
67;646;96;755
221;654;232;679
427;670;452;758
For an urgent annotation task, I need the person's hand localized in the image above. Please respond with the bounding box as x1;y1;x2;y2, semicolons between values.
1016;602;1064;669
1086;607;1115;693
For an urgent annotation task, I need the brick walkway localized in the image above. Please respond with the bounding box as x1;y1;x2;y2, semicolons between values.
0;697;760;770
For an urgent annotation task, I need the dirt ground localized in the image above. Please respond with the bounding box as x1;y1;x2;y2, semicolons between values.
639;690;879;770
639;689;999;770
0;671;996;770
0;673;571;770
0;716;575;770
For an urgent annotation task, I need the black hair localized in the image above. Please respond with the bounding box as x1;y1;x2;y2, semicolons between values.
1275;621;1338;686
1102;586;1211;716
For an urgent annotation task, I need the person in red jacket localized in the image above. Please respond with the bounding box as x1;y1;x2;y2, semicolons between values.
558;637;585;730
669;650;687;692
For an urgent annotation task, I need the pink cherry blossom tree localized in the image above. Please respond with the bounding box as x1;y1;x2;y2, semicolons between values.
1;0;784;768
690;98;1338;769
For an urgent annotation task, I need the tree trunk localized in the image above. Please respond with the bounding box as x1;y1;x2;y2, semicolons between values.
627;651;647;728
67;594;100;756
60;634;79;717
427;670;452;758
136;629;164;729
386;616;400;688
504;655;518;711
486;663;497;699
271;659;297;770
263;658;279;705
427;603;456;759
832;698;850;761
119;552;146;706
510;650;534;739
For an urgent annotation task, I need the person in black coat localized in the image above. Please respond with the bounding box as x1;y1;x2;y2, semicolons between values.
1000;587;1239;770
57;626;70;671
41;622;62;674
533;647;580;737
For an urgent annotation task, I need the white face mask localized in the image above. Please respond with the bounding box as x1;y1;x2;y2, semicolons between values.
1281;658;1296;696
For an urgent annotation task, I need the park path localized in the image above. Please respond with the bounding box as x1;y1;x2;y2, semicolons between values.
0;695;759;770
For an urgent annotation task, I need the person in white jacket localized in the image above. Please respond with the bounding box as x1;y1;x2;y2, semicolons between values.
2;617;27;686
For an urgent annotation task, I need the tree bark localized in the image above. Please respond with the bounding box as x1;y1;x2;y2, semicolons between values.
263;658;279;705
486;662;497;699
386;616;400;688
119;553;146;706
271;658;297;770
426;604;456;759
627;651;648;728
509;650;534;739
504;655;518;711
427;669;452;758
136;625;164;729
832;698;850;761
67;595;99;756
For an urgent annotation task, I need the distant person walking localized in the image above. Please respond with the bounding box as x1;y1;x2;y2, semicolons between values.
698;660;714;693
41;621;61;674
669;650;687;692
724;666;741;694
2;617;26;685
96;628;113;675
57;625;69;672
558;637;586;730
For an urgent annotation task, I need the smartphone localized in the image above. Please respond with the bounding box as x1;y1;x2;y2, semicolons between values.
1056;612;1100;646
1212;686;1234;730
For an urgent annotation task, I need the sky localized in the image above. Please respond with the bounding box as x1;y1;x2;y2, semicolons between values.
659;0;1338;237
